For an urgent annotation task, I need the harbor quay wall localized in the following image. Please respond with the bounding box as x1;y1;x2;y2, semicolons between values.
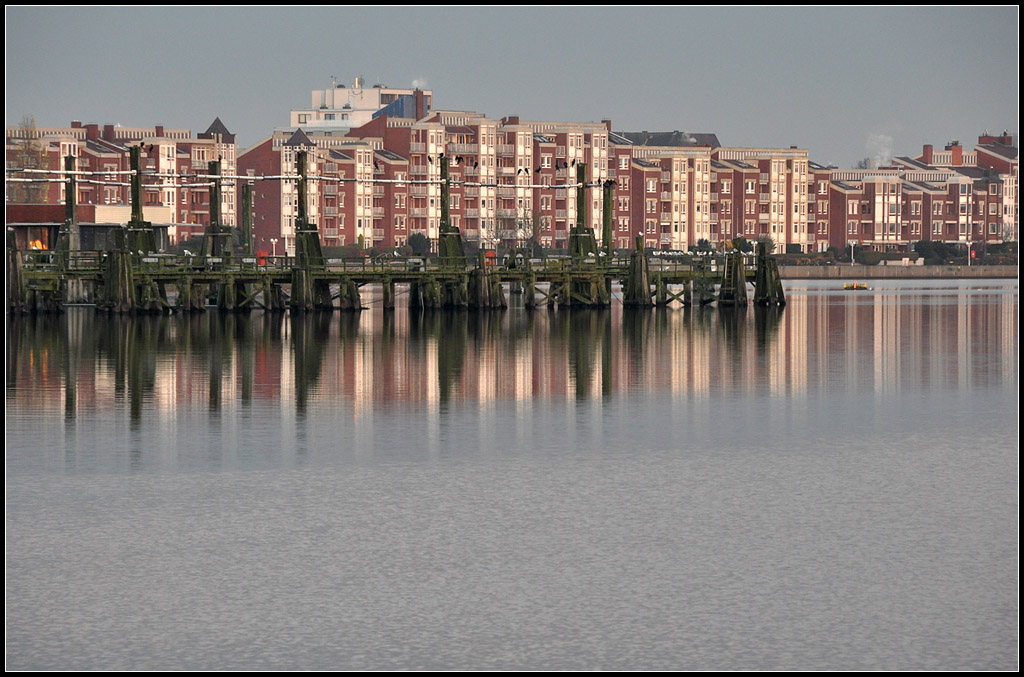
778;264;1018;280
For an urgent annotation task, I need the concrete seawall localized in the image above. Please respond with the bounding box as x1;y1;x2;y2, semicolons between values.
779;264;1018;279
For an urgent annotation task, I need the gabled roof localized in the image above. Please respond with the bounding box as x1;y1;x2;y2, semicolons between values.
284;128;315;147
200;117;235;143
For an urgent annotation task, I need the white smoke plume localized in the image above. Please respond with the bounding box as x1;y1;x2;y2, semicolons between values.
867;133;894;168
412;78;429;90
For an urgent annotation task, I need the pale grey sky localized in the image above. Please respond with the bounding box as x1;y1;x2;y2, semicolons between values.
5;6;1018;168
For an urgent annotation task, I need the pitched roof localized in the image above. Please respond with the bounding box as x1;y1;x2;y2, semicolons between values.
284;128;315;147
200;117;235;143
618;130;720;149
977;143;1018;161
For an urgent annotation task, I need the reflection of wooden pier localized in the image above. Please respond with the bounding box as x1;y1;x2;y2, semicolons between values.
7;150;786;314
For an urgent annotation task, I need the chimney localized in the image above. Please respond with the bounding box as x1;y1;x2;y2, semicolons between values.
602;119;612;133
103;124;115;141
85;124;99;141
155;125;164;137
922;144;933;164
415;90;426;120
945;142;963;166
71;120;82;129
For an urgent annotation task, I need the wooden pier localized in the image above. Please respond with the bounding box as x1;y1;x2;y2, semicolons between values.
6;242;786;315
7;151;787;315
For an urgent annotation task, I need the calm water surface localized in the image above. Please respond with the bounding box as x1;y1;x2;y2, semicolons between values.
6;279;1018;670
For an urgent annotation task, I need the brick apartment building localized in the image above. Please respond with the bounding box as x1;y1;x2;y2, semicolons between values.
6;118;238;245
9;81;1017;256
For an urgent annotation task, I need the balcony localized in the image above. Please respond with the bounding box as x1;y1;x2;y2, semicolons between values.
497;166;515;176
497;186;516;197
410;165;428;176
448;143;478;155
497;144;515;156
409;142;426;153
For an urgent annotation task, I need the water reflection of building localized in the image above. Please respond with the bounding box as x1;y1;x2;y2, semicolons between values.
7;290;1017;419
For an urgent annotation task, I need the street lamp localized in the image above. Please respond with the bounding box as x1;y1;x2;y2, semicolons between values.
270;238;278;256
849;241;855;266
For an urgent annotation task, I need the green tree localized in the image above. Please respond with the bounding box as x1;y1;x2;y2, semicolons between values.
731;236;754;253
407;232;431;256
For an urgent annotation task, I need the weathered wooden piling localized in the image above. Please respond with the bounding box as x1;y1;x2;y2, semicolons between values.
97;229;135;313
177;277;207;313
338;278;362;311
718;250;749;305
56;155;88;304
7;230;29;314
753;241;787;306
622;237;653;307
290;151;334;312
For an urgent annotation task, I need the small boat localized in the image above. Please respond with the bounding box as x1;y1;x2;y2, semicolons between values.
844;282;868;290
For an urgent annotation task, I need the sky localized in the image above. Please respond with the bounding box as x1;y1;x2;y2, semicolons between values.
5;6;1018;169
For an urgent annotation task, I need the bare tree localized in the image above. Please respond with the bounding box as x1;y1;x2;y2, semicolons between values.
7;116;52;203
